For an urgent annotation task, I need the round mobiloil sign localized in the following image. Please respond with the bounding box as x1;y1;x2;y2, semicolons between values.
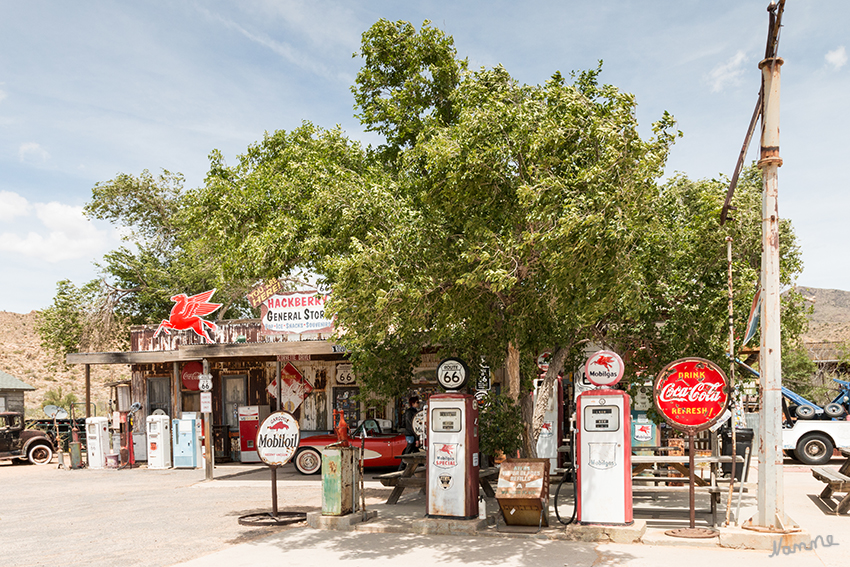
256;411;301;466
654;358;729;432
584;350;625;387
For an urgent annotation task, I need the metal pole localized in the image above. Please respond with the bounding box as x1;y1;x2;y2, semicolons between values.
756;55;784;529
85;365;91;419
725;237;737;526
271;465;279;518
689;432;696;529
203;358;214;481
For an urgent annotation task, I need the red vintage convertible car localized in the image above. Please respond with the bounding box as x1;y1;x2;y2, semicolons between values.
292;418;408;474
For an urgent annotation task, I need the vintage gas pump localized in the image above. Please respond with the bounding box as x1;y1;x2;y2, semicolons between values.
575;350;633;525
426;358;479;519
533;375;564;474
85;416;110;469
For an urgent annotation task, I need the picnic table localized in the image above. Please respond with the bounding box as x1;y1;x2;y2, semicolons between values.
811;447;850;515
373;451;498;505
631;453;747;526
631;454;746;487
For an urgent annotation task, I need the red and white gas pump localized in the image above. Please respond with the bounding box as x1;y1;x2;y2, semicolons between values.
575;350;633;525
426;358;480;519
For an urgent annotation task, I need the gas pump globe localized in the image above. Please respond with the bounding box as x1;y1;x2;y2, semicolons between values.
575;350;633;525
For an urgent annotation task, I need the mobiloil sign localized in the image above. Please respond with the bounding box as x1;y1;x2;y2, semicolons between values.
256;411;300;466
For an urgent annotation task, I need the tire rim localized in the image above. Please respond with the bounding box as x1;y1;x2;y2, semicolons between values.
807;442;826;457
299;451;319;473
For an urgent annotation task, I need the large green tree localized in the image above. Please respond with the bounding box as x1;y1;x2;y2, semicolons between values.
187;20;678;455
39;169;257;358
601;164;808;403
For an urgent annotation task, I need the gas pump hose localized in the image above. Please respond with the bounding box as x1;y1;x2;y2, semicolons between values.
553;466;577;525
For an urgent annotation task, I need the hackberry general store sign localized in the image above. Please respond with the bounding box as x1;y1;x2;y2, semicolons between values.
654;357;729;431
259;290;333;335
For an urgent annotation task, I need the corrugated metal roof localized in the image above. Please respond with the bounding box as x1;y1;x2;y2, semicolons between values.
0;370;36;391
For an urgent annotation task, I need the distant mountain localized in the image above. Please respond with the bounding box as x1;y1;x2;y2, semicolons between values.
797;287;850;344
0;311;125;417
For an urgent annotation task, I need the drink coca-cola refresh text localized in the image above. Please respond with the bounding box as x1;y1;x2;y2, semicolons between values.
654;358;729;431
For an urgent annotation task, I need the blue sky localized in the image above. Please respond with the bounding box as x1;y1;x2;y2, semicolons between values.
1;1;848;313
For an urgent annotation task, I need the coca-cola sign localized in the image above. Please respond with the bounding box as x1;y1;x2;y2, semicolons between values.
654;358;729;431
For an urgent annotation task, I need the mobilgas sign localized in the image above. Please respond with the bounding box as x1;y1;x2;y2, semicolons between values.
256;411;300;466
584;350;625;387
260;290;333;335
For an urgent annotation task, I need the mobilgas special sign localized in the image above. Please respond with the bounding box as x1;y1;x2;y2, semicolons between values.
256;411;301;466
259;290;333;335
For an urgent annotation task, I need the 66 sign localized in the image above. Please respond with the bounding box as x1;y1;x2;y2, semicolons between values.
436;358;469;391
654;358;729;432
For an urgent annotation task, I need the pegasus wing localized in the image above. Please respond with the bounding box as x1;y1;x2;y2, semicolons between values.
184;289;223;318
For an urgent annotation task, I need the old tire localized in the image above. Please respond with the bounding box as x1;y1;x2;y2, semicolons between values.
795;405;816;420
27;444;54;466
795;433;834;466
293;448;321;475
824;403;846;418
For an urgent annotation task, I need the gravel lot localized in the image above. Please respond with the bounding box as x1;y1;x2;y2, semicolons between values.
0;459;390;567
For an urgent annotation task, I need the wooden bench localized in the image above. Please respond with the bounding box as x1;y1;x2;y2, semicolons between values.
632;485;728;526
811;466;850;515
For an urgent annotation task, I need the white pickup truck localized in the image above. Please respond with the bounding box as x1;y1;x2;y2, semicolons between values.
783;419;850;465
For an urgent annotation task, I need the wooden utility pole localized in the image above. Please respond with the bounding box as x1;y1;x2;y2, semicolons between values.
203;358;214;481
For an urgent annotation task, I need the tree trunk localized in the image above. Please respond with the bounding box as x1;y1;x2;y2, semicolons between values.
506;342;520;401
520;391;536;458
531;346;570;444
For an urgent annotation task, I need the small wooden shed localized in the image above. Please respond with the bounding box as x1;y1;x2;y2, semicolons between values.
0;370;36;413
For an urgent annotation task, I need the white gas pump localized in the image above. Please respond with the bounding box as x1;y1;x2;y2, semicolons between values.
575;351;633;525
85;416;110;469
426;358;480;519
146;415;172;469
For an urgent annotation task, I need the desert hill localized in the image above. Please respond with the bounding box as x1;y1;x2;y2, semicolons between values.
797;287;850;344
0;311;126;418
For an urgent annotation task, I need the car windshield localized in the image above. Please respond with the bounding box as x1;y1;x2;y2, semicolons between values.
352;419;382;438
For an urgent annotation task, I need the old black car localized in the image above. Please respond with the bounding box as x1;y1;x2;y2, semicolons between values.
0;412;55;465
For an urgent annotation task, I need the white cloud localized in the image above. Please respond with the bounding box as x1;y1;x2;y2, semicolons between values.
0;191;31;221
0;89;6;104
826;46;847;70
18;142;50;164
0;200;109;263
708;50;748;93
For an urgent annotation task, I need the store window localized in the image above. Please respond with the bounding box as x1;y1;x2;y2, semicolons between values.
223;375;247;429
147;377;170;417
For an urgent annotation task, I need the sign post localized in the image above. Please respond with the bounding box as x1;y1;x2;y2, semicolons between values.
654;357;730;538
200;361;214;481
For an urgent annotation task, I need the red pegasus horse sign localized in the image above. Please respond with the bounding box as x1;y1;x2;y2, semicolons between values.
154;289;223;344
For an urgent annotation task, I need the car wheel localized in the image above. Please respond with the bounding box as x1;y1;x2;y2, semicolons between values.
824;403;846;418
795;433;834;466
795;405;816;420
28;444;54;466
293;448;321;475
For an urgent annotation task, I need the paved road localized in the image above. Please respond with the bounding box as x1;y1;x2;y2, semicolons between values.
1;457;847;566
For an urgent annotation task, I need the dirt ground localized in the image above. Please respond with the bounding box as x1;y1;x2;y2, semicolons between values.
0;459;388;567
